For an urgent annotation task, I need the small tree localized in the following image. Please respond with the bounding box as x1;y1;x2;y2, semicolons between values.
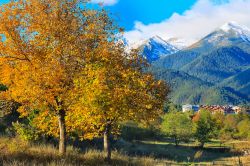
194;110;216;148
161;112;193;146
237;119;250;140
221;114;238;139
211;112;225;145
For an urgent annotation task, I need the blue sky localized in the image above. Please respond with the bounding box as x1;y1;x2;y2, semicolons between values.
106;0;197;30
0;0;8;5
0;0;198;30
0;0;197;30
91;0;250;45
1;0;250;45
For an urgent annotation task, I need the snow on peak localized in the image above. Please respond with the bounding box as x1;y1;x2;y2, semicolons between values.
145;36;179;52
137;36;179;62
220;22;250;42
126;36;189;51
125;36;169;50
220;21;250;33
167;38;194;50
201;21;250;43
149;36;167;45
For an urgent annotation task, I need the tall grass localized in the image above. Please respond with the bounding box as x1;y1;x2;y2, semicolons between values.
0;137;165;166
0;137;249;166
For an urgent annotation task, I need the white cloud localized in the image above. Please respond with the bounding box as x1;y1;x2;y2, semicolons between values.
91;0;118;6
124;0;250;45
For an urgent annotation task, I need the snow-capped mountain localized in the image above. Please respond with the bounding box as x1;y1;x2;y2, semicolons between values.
138;36;179;62
220;21;250;42
194;21;250;48
167;38;194;50
150;22;250;105
126;21;250;63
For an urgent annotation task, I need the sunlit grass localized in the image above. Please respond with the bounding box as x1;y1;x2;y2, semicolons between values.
0;136;249;166
0;136;166;166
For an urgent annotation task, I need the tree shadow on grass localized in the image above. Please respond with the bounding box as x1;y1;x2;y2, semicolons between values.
114;140;241;163
1;138;243;165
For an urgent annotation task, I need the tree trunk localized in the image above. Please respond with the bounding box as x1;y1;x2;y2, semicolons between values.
58;109;66;155
104;124;111;161
175;139;178;146
200;142;205;149
174;136;178;146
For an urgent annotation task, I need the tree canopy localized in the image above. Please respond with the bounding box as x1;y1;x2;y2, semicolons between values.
0;0;169;158
193;110;217;147
161;111;193;146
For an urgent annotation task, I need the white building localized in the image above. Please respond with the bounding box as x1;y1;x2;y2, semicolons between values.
232;106;242;114
182;104;199;112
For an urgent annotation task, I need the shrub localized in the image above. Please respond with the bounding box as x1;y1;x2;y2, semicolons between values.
12;122;39;142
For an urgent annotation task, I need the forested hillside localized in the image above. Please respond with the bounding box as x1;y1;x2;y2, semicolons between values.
150;69;249;104
148;22;250;105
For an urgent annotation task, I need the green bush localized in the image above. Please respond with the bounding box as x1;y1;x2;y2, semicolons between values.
12;122;39;142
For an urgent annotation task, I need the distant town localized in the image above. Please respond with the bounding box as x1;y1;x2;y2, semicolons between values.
182;104;250;114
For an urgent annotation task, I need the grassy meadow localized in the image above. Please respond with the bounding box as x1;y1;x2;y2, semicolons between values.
0;136;249;166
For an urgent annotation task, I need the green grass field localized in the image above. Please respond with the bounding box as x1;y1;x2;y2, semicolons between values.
0;137;249;166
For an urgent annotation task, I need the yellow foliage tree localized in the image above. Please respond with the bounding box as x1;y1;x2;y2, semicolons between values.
70;43;169;160
0;0;117;155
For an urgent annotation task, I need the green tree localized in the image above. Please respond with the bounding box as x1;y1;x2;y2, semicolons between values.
212;112;225;139
194;110;216;148
221;114;238;139
161;112;193;146
163;102;181;113
237;119;250;140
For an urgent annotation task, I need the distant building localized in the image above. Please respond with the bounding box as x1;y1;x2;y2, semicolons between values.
200;105;225;114
232;106;242;114
182;104;199;112
198;105;243;114
182;104;246;114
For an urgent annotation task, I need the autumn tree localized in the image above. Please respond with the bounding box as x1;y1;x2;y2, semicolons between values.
0;0;116;155
69;42;169;160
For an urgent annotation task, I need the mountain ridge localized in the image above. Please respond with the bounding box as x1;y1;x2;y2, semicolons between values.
145;22;250;105
138;36;179;62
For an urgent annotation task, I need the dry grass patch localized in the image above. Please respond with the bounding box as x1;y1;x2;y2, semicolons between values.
0;137;165;166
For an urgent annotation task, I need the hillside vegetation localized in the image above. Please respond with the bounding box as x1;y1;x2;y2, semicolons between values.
150;68;249;105
150;25;250;105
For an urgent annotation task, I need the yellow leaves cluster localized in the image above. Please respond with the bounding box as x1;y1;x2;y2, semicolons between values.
0;0;169;141
69;42;169;138
0;0;114;137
